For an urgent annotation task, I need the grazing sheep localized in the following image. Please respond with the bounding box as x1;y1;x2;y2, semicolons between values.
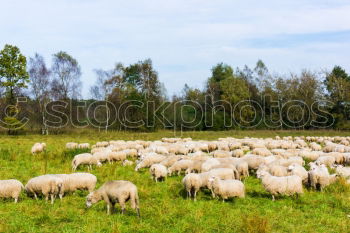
0;179;24;203
242;154;266;170
160;155;182;167
252;148;272;157
207;177;245;201
72;153;102;171
25;175;63;204
201;158;221;172
93;150;112;164
86;180;140;216
308;165;336;191
233;160;249;178
315;156;336;167
334;165;350;178
108;151;127;162
210;164;240;180
232;149;244;158
168;160;194;176
212;150;232;158
55;173;97;198
310;142;322;151
182;173;202;200
31;143;46;154
135;154;166;171
287;164;308;184
150;164;168;182
258;164;288;177
78;143;90;149
257;170;303;200
122;160;134;166
66;142;78;150
186;160;204;174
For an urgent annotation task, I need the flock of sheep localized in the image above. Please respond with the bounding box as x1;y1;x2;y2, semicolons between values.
1;135;350;216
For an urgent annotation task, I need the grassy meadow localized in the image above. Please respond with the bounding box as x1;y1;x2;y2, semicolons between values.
0;130;350;232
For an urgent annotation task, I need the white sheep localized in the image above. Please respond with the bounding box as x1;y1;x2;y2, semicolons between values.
54;173;97;198
150;164;168;182
72;153;102;171
25;175;63;204
287;164;308;184
308;167;337;191
66;142;78;150
182;173;202;200
168;159;194;176
315;156;336;167
207;177;245;201
86;180;140;216
31;142;46;154
212;150;232;158
78;143;90;149
135;154;166;171
334;165;350;179
0;179;24;203
232;149;244;158
257;170;303;201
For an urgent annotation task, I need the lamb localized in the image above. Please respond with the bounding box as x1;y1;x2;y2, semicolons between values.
72;153;102;171
31;142;46;154
86;180;140;216
54;173;97;198
25;175;63;204
257;170;303;200
182;173;202;200
207;176;245;201
150;164;168;182
168;160;194;176
0;179;24;203
66;142;78;150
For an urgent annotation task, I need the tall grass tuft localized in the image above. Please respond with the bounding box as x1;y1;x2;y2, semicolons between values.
241;214;270;233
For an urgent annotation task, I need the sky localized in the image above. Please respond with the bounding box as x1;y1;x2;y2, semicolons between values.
0;0;350;98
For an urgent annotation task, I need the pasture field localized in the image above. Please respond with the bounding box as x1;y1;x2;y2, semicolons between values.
0;130;350;233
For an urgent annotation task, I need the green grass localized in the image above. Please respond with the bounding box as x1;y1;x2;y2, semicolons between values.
0;130;350;233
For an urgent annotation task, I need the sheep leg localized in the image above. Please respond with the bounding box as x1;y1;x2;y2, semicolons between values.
272;195;275;201
107;204;111;215
51;194;55;204
194;191;197;201
34;193;38;200
14;198;18;203
119;199;126;215
136;208;140;218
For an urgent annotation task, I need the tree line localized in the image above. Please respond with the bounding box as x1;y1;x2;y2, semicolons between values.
0;44;349;134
